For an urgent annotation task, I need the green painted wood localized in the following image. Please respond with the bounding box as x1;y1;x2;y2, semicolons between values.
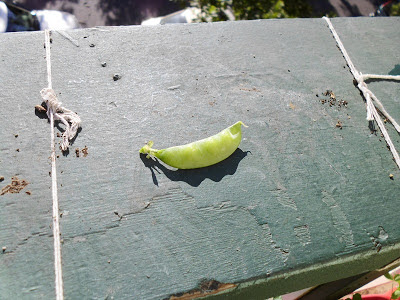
0;32;55;298
0;17;400;299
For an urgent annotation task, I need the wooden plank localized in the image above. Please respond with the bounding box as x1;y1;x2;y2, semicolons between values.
0;17;399;299
0;31;55;298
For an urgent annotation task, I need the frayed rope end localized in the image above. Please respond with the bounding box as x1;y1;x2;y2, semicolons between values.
40;87;81;151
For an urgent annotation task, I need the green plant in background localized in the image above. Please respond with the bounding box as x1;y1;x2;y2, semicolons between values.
390;2;400;15
384;272;400;299
173;0;312;22
345;293;362;300
344;273;400;300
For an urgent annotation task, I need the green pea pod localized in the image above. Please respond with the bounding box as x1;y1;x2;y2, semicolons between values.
139;121;247;169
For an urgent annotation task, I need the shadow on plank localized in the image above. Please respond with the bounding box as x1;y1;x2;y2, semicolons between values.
140;148;249;187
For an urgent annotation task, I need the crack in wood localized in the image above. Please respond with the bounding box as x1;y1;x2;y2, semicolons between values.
3;231;50;254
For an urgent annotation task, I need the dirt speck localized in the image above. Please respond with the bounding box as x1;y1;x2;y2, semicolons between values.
114;211;123;220
75;148;80;158
113;74;122;81
0;177;29;196
389;174;394;180
35;104;47;113
323;90;335;99
0;176;4;182
336;120;343;129
240;87;261;92
81;146;88;157
338;99;348;108
25;191;32;195
320;90;348;109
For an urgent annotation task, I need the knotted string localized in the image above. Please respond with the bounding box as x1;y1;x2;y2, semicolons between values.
323;17;400;169
40;88;81;151
40;29;81;152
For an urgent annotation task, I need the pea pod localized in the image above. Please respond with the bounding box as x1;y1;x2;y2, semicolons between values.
139;121;247;169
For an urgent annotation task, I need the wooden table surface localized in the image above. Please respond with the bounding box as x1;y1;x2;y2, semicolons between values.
1;17;400;299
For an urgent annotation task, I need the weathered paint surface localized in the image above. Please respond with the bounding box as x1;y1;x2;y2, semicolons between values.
0;18;400;299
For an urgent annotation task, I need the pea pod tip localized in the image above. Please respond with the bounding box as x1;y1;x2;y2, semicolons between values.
238;121;248;128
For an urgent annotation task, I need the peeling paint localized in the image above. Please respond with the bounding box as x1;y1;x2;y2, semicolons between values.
272;189;297;211
377;226;388;242
294;225;312;246
271;182;298;211
322;191;355;252
168;280;237;300
261;224;290;264
367;226;389;252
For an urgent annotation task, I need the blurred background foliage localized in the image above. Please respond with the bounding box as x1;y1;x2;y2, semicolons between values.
173;0;400;21
14;0;400;27
174;0;322;21
390;2;400;15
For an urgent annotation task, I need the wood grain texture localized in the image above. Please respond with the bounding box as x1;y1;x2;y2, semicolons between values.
0;18;399;299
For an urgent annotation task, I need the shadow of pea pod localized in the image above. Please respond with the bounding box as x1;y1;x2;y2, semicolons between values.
389;64;400;76
140;148;250;187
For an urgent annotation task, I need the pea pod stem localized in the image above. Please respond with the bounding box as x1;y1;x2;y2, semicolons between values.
139;121;247;169
140;141;158;158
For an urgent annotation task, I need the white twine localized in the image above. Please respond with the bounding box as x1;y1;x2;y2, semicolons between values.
323;17;400;169
41;29;80;300
42;29;63;300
